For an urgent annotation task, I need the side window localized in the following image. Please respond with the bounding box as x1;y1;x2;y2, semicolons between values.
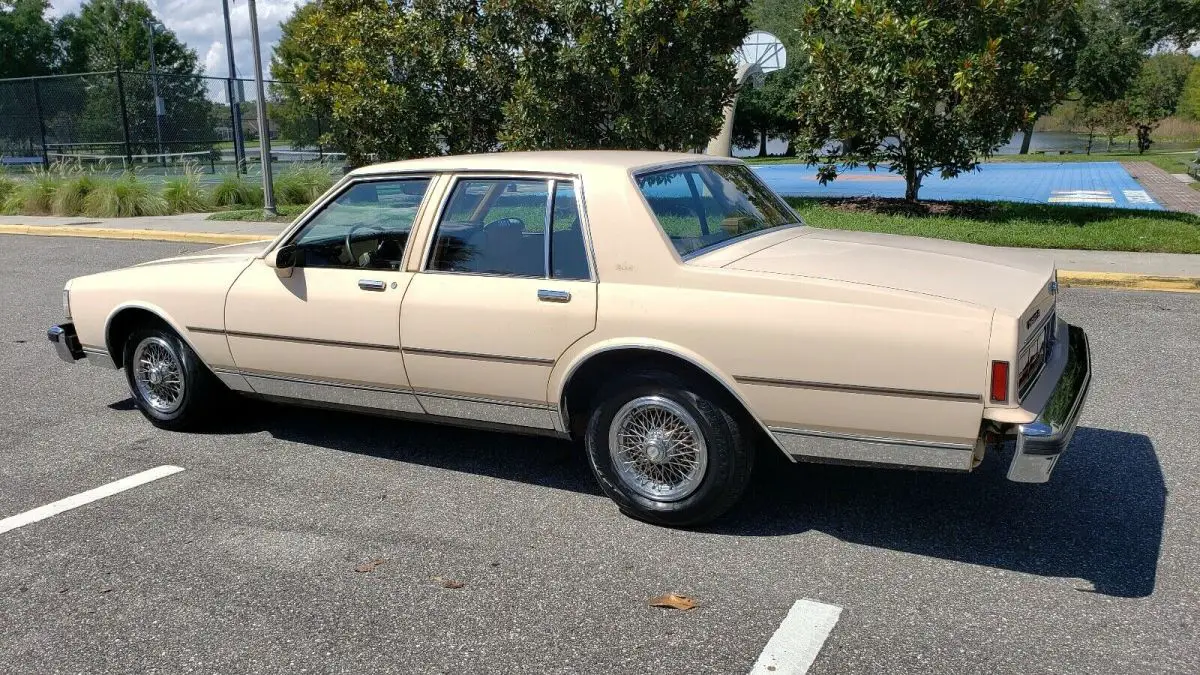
428;178;549;277
291;178;430;270
549;182;590;280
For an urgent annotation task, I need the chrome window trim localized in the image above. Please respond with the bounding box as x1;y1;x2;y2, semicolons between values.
419;172;596;282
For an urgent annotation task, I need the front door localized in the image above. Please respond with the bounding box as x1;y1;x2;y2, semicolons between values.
400;176;597;430
224;177;433;412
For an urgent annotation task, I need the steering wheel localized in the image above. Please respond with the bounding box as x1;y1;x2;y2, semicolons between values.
345;224;386;267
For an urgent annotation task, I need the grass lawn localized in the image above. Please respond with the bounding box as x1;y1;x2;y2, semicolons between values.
206;204;308;223
788;197;1200;254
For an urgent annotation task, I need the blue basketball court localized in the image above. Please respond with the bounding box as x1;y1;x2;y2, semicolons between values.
753;161;1162;210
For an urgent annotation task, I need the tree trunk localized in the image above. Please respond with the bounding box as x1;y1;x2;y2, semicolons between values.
757;129;767;157
1085;130;1094;155
904;167;921;203
1018;119;1036;154
784;138;796;157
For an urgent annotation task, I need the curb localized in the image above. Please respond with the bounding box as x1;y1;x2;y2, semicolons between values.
1058;270;1200;293
0;224;271;246
3;224;1199;293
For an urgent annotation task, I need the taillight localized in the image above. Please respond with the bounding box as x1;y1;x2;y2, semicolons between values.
990;361;1010;403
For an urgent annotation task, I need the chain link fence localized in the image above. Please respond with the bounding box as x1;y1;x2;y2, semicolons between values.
0;70;340;175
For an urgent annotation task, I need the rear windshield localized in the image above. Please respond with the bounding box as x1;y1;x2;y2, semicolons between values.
636;163;799;257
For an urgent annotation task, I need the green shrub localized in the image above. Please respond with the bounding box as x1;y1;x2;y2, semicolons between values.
2;167;62;215
51;173;99;216
211;172;264;207
0;175;16;207
162;163;211;213
83;173;170;217
274;163;334;205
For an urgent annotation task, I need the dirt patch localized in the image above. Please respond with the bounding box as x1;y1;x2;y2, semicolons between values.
815;197;992;218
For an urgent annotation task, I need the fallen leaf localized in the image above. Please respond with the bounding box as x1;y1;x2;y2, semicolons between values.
648;593;697;611
432;576;465;589
355;558;387;573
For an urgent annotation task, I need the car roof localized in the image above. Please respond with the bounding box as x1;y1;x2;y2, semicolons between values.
348;150;742;178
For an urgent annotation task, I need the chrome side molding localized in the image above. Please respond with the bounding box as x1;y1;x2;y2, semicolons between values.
770;427;976;471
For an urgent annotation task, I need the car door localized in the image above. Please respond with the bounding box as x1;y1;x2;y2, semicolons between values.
222;176;433;413
400;175;597;431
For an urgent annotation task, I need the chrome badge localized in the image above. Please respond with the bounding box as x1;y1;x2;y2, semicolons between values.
1048;279;1059;295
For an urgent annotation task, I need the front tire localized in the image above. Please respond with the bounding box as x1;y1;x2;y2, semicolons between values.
123;327;221;430
584;370;754;527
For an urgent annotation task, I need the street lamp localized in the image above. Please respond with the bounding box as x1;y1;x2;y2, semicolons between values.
143;19;166;165
246;0;276;216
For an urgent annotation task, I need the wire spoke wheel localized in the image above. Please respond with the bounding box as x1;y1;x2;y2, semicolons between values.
132;336;185;415
608;395;708;502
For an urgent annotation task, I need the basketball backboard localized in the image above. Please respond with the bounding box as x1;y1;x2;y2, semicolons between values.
736;31;787;75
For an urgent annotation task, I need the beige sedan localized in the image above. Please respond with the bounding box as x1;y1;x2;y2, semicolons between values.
48;151;1091;526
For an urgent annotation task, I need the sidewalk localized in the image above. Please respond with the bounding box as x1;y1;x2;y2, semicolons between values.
2;213;1198;288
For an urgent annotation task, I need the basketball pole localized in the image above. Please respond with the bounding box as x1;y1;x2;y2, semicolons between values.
705;62;758;157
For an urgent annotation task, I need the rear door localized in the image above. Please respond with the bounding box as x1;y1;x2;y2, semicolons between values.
399;175;597;431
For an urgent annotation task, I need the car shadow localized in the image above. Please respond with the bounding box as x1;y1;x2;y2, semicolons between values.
716;426;1165;599
143;398;1163;599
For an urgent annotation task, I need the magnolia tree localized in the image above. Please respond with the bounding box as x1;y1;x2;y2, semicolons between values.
273;0;749;164
790;0;1083;202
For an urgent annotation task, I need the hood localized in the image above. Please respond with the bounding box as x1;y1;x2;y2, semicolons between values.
723;228;1053;314
134;239;272;267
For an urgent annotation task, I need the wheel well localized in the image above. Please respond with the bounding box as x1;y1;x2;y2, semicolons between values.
105;308;170;368
561;348;771;447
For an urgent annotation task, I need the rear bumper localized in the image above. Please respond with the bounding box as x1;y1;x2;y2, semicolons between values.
48;322;84;363
1007;323;1092;483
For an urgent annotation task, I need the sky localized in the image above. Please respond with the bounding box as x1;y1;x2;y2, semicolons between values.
47;0;296;80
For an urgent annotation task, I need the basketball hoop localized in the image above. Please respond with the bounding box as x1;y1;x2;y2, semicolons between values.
736;31;786;87
705;31;788;156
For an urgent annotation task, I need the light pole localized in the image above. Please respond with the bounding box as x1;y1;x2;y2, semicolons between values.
246;0;276;215
144;19;166;165
221;0;247;173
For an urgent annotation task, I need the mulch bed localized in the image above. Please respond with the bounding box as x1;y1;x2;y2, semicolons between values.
809;196;993;218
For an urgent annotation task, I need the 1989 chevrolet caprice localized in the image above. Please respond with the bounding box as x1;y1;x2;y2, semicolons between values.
49;151;1092;525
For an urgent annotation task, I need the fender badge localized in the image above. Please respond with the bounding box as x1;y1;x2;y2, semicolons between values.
1048;280;1059;295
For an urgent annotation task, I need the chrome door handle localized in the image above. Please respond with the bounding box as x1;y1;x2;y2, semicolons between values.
358;279;386;292
537;289;571;303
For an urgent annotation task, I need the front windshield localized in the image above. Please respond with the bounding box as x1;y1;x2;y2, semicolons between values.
636;163;799;257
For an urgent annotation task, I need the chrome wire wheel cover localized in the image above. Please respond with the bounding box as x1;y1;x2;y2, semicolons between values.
132;337;185;414
608;395;708;502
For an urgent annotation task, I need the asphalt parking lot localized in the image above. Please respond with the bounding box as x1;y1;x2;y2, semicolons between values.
1;235;1197;674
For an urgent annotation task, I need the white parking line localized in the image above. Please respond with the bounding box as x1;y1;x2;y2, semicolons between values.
750;599;843;675
0;465;184;535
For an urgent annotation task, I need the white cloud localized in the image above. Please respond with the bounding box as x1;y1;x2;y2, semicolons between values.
47;0;296;79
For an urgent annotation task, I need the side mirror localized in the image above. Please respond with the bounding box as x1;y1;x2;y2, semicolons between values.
266;244;299;277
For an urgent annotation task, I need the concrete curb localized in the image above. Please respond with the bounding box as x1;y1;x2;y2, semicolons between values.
3;224;1199;293
1058;270;1200;293
0;224;271;246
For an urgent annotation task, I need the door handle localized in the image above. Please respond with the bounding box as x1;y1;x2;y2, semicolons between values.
358;279;386;292
537;289;571;303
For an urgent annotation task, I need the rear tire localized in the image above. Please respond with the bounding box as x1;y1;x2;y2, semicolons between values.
584;370;754;527
123;326;222;431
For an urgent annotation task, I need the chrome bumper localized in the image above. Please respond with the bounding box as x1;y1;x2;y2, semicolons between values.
1007;324;1092;483
48;322;84;364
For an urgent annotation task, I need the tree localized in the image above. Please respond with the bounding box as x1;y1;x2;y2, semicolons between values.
0;0;56;78
270;2;326;149
1111;0;1200;49
1126;52;1194;152
733;68;802;156
1178;63;1200;121
498;1;750;151
62;0;210;152
275;0;750;164
790;0;1085;202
